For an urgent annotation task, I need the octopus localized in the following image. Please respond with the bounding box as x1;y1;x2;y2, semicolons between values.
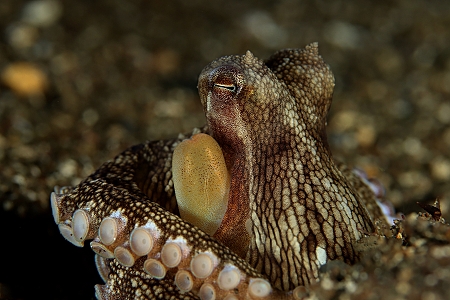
50;43;392;299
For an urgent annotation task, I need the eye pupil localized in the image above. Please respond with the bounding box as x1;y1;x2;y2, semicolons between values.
214;83;236;92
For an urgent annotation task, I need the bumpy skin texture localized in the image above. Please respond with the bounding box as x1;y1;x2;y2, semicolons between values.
51;43;387;299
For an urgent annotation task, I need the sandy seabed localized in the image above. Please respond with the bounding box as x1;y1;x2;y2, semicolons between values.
1;0;450;299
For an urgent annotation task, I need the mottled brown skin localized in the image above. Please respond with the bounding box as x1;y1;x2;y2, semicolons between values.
198;44;384;289
52;43;387;298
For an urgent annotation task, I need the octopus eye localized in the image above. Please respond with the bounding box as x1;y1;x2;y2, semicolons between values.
214;83;236;92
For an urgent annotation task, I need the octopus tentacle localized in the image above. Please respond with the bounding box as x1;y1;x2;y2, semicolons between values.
49;129;298;299
51;178;297;299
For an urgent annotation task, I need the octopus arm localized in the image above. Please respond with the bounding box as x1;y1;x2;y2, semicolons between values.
51;126;299;299
51;174;287;299
74;127;210;214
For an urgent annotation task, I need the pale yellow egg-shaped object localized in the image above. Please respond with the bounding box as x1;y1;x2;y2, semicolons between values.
172;133;230;235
